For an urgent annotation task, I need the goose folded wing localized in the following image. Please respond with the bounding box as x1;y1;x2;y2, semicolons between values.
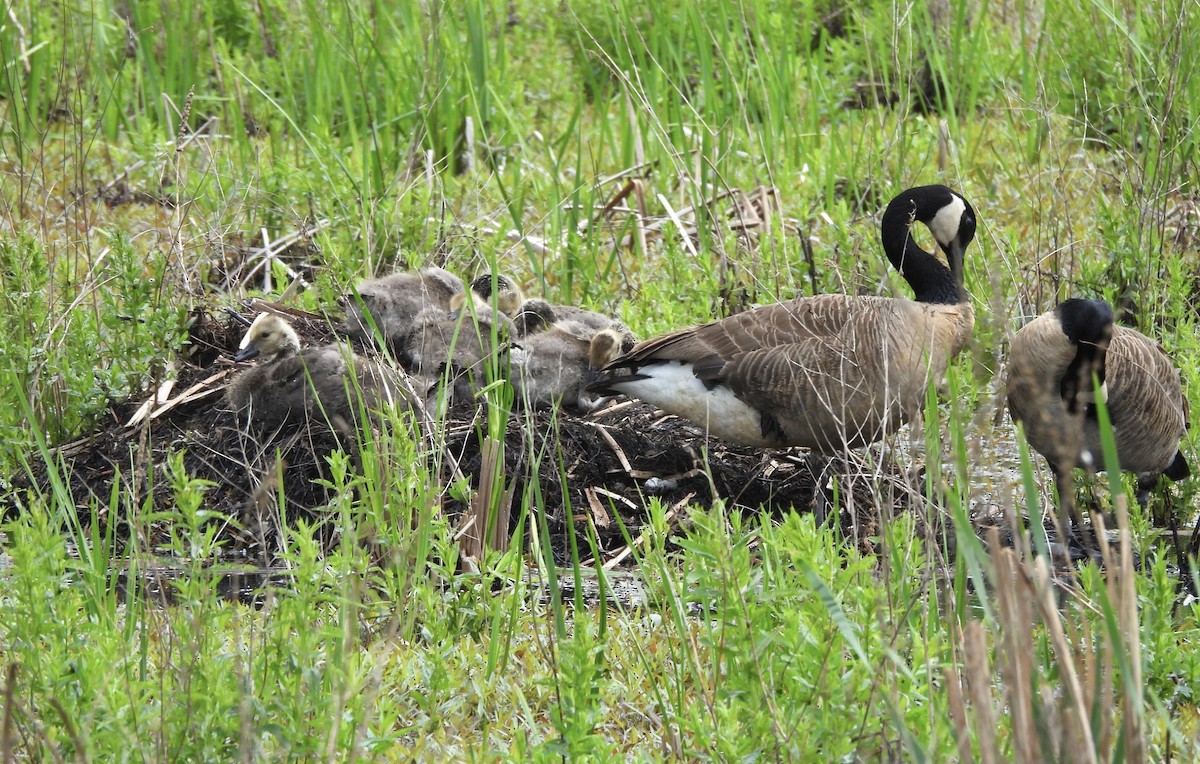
616;295;868;368
707;337;871;416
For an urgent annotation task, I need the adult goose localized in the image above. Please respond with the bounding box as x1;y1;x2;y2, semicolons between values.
228;312;416;432
588;184;977;451
1006;298;1189;542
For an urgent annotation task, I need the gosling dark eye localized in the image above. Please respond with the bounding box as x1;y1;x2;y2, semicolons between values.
262;331;272;338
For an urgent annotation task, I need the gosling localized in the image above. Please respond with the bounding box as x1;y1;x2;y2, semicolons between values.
510;325;634;410
338;266;464;353
470;273;634;340
400;291;514;402
227;312;416;433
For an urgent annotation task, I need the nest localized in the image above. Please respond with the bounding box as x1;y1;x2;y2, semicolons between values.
10;306;928;571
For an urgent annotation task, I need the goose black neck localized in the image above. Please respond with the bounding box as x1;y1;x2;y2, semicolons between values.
880;186;966;305
1057;299;1113;415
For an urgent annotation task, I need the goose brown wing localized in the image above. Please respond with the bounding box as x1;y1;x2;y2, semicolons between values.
710;334;863;415
1105;329;1189;462
612;295;874;368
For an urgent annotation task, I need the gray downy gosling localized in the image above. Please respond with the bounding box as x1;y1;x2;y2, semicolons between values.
338;266;464;354
510;325;634;410
470;273;635;341
227;312;417;433
401;291;514;402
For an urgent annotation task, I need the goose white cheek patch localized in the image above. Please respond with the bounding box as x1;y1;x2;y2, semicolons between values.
928;195;966;249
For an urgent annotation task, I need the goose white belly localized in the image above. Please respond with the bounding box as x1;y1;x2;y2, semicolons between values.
608;361;772;446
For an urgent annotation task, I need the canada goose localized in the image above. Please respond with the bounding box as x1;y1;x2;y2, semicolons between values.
588;184;977;451
1006;298;1190;543
338;266;464;350
510;325;633;410
227;312;415;432
471;273;634;340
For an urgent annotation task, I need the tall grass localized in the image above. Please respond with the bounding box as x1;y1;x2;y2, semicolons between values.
2;0;1200;759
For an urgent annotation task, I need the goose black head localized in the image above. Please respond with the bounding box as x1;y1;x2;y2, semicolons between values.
234;312;302;363
881;184;977;303
924;186;976;276
1057;298;1114;347
1056;298;1114;415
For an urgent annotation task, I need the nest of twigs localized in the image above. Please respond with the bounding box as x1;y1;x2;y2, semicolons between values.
10;304;928;570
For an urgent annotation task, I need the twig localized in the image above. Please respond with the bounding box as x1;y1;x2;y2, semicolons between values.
603;492;692;570
124;373;177;427
2;662;16;764
585;398;638;419
223;307;254;327
242;298;327;322
657;193;701;261
583;487;613;528
583;420;634;476
506;230;554;257
597;179;637;219
6;5;29;74
596;159;657;186
98;115;217;198
240;218;332;290
146;371;231;423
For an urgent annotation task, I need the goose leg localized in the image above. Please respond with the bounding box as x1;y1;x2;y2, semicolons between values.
1148;476;1196;596
1053;465;1094;560
1134;478;1154;513
1189;505;1200;563
810;455;834;528
1168;496;1192;593
1185;506;1200;601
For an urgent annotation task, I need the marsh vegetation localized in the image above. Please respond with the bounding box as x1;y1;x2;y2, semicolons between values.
2;0;1200;760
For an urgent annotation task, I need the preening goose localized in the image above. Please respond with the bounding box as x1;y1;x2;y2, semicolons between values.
1006;298;1190;541
227;312;415;432
338;266;464;351
588;184;977;451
